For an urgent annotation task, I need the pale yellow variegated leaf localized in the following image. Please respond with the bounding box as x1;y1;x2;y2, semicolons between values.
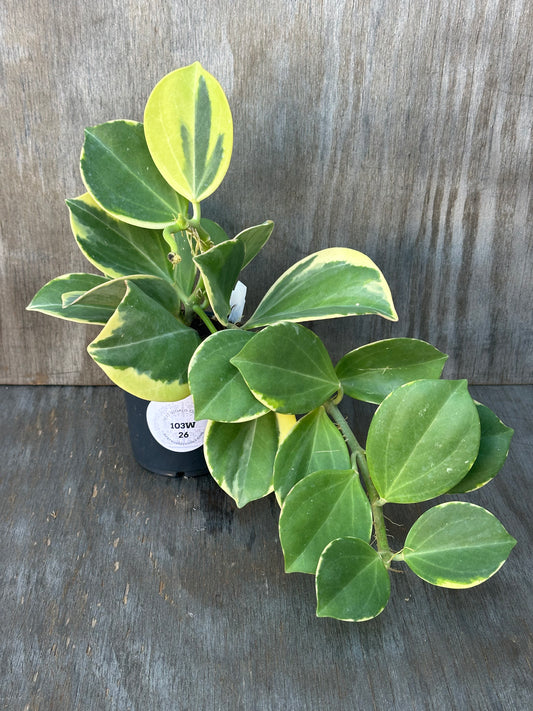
144;62;233;203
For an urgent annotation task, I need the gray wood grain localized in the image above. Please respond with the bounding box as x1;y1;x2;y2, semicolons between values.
0;385;531;710
2;0;532;385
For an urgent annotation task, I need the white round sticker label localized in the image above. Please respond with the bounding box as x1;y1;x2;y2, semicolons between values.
146;396;207;452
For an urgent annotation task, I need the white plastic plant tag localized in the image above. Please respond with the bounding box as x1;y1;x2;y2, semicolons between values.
228;280;247;323
146;395;208;452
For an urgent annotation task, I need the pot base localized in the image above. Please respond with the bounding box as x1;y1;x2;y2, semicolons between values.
123;392;208;477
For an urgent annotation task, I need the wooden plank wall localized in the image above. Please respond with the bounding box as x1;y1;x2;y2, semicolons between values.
2;0;532;385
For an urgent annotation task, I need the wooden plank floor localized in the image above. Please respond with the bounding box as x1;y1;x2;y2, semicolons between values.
1;385;531;710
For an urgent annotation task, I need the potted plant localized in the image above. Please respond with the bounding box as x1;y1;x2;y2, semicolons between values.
28;62;516;621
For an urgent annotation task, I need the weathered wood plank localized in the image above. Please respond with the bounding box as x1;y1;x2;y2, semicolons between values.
0;385;531;709
2;0;532;386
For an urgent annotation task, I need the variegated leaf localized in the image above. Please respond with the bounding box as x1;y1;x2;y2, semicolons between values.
144;62;233;202
244;248;398;329
88;281;199;401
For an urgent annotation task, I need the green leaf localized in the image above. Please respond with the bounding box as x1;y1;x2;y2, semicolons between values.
62;274;181;317
80;120;188;228
231;322;340;414
235;221;274;268
67;193;173;280
144;62;233;203
366;379;480;503
273;406;351;504
336;338;448;403
316;538;391;621
200;218;228;245
88;281;199;401
27;273;111;324
448;403;514;493
244;248;398;329
193;239;245;325
204;412;280;507
403;502;516;588
188;330;269;422
173;231;197;298
279;470;372;574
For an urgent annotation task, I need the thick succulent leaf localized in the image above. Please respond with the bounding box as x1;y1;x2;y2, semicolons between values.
231;322;340;414
193;239;245;325
316;538;391;621
244;248;398;329
447;403;514;493
273;406;351;504
336;338;448;404
403;502;516;588
88;281;199;401
27;273;111;324
235;221;274;268
63;274;181;317
144;62;233;202
188;330;269;422
279;470;372;574
204;412;280;507
67;193;173;280
366;379;480;503
80;120;188;228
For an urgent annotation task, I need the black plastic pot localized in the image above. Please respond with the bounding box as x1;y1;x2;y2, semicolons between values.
123;392;208;477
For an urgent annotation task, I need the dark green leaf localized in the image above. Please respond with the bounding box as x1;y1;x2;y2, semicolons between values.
279;469;372;573
188;330;269;422
448;403;514;493
273;406;350;503
316;538;391;621
194;239;245;325
81;120;188;228
67;193;173;280
173;231;197;297
88;281;199;401
336;338;448;403
200;218;228;245
366;380;480;503
403;502;517;588
231;322;340;414
204;412;280;507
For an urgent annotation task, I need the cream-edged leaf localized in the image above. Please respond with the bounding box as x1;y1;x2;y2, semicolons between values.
244;248;397;329
88;281;199;401
403;502;516;588
27;273;111;324
81;120;188;228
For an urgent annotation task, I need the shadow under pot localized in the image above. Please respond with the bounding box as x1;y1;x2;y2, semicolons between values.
123;392;208;477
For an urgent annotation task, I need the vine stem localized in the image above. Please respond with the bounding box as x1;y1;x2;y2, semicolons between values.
192;305;217;334
324;400;394;567
188;201;213;248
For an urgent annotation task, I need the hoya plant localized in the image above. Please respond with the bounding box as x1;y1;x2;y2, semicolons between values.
28;62;516;621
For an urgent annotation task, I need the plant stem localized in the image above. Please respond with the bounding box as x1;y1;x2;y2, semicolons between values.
325;400;393;567
355;450;393;567
163;223;179;252
192;305;217;334
191;200;201;223
189;202;213;248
